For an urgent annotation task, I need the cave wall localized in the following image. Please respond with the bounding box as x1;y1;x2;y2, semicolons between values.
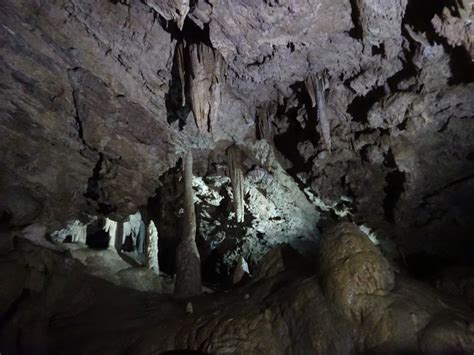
1;0;473;265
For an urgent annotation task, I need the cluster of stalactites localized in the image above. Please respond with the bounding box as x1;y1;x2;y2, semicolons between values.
304;71;331;151
256;103;276;141
184;42;224;133
174;151;202;298
227;145;245;223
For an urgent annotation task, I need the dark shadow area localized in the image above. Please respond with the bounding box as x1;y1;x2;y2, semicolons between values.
346;85;386;124
404;252;455;282
83;153;116;215
448;46;474;84
160;351;209;355
121;234;134;252
403;0;458;42
165;42;192;129
86;219;110;249
348;0;363;39
383;150;406;223
273;82;320;178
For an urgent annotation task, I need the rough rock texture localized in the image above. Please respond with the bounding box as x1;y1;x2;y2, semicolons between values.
432;0;474;58
320;222;395;321
1;224;473;354
1;0;473;268
319;222;474;353
187;42;224;133
1;0;474;351
226;145;245;223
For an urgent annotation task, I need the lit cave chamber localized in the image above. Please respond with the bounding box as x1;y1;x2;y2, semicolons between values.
1;0;474;354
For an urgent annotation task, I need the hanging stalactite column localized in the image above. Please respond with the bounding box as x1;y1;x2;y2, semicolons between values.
227;145;245;223
174;151;202;298
188;43;224;133
304;71;331;151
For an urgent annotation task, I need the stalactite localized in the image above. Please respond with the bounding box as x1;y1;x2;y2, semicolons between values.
146;220;159;274
304;76;317;107
188;43;224;133
227;145;245;223
305;71;331;151
174;151;202;298
257;103;276;141
145;0;189;31
177;41;186;107
315;71;331;151
174;0;190;31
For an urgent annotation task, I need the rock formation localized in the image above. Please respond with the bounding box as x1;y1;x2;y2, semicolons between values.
305;71;331;151
188;43;224;133
432;0;474;58
174;152;202;298
256;103;276;141
146;220;159;274
1;0;474;352
227;145;245;223
176;41;187;107
2;223;474;354
145;0;190;30
320;222;395;321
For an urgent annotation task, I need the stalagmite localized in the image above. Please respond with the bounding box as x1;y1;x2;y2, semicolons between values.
232;256;250;284
104;218;118;250
305;71;331;151
174;152;202;298
188;43;224;133
177;42;186;107
227;145;245;223
146;220;159;274
256;103;276;141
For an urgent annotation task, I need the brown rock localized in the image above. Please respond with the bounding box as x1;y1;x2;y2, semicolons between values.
320;222;395;322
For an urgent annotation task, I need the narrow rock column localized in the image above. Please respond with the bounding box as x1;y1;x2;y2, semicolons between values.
104;218;118;250
174;152;202;298
315;72;331;152
177;41;186;107
257;103;275;141
114;222;124;251
227;145;245;223
305;71;331;151
146;220;159;274
188;43;223;133
304;76;317;108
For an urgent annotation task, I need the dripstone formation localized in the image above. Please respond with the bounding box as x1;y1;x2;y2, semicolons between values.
0;0;473;353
